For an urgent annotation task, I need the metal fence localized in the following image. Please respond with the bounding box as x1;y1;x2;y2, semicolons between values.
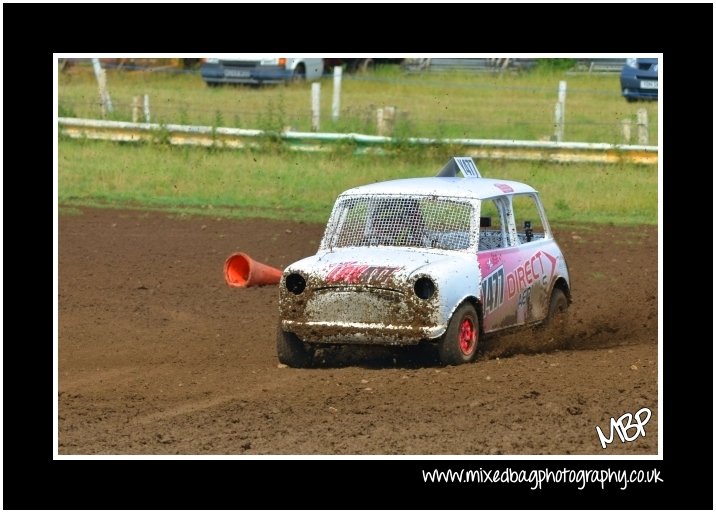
58;117;657;165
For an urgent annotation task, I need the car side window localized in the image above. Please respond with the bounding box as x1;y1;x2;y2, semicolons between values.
478;198;508;251
511;194;548;244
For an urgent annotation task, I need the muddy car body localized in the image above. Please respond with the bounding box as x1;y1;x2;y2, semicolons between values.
278;157;571;366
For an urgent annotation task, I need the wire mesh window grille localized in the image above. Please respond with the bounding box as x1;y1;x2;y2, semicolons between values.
321;196;475;251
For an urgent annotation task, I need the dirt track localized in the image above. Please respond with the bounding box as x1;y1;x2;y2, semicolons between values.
58;207;658;455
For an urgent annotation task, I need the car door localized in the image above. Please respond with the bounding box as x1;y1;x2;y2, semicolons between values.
477;193;555;332
506;193;558;324
476;195;512;332
478;194;558;332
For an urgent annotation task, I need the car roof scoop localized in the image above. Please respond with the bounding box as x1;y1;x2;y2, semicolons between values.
436;157;482;178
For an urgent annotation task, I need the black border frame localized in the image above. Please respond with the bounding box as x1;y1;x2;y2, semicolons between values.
4;2;711;510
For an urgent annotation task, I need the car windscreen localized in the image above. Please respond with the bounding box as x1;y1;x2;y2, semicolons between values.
320;195;475;251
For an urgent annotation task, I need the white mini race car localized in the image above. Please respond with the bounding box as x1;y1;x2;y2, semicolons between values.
277;157;571;367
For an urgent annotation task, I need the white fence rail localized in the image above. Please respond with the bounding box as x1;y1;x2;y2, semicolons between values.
58;118;657;165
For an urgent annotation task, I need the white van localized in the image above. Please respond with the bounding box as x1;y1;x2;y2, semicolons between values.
201;57;323;85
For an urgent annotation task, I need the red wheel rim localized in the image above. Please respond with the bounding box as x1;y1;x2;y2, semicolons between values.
459;317;476;356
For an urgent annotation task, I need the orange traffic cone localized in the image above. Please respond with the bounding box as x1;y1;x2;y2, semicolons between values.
224;252;283;288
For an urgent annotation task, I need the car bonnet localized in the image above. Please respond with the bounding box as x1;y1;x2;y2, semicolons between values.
286;246;475;288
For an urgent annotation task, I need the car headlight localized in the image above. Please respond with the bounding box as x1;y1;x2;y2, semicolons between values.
414;277;435;300
625;58;638;69
285;273;306;295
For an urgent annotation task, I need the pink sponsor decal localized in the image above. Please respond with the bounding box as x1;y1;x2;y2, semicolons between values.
325;262;402;284
505;250;557;300
478;249;558;303
494;183;514;193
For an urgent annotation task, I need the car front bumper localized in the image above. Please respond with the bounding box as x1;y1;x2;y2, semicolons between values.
279;284;445;345
281;319;446;345
201;63;293;85
620;71;658;100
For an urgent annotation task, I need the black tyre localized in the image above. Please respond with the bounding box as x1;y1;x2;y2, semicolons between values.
439;303;479;365
277;326;314;368
544;288;569;329
291;64;306;82
531;288;570;351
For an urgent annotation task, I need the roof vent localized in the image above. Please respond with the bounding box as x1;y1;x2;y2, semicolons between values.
436;157;481;178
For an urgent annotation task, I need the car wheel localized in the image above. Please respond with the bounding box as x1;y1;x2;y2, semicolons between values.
438;303;479;365
544;288;569;328
291;63;306;82
277;325;315;368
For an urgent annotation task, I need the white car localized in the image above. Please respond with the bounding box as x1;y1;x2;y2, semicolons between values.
278;157;571;367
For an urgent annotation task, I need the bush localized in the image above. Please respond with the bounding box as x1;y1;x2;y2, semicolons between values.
533;59;577;73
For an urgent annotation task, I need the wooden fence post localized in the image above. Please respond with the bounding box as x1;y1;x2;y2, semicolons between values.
377;106;397;136
621;118;632;144
332;66;342;122
132;96;141;123
143;94;151;123
311;82;321;132
637;108;648;145
91;58;113;116
376;108;385;135
553;103;562;142
384;106;396;135
554;80;567;142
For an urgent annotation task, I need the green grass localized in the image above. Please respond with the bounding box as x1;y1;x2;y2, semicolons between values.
58;62;658;226
58;138;657;225
58;206;83;216
58;63;659;145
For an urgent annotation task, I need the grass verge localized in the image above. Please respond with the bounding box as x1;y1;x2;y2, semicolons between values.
58;139;657;226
